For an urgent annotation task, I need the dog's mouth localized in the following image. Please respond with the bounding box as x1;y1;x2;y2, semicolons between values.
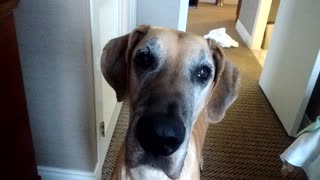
135;113;186;156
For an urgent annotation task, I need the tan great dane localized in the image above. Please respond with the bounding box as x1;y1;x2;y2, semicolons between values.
101;25;240;180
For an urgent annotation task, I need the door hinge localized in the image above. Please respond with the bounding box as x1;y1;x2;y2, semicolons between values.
100;121;105;137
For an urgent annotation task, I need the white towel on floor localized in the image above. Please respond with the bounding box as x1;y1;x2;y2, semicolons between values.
203;28;239;48
280;118;320;180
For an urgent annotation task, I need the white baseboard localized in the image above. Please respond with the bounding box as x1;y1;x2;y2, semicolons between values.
199;0;216;4
235;20;253;48
38;162;101;180
94;162;102;180
199;0;238;5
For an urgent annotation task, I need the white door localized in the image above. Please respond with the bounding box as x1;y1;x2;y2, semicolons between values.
90;0;136;167
259;0;320;136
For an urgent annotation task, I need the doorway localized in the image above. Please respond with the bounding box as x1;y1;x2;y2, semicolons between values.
235;0;280;67
165;0;307;179
187;0;239;36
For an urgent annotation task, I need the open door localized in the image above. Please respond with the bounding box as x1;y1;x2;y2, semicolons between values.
259;0;320;136
90;0;136;172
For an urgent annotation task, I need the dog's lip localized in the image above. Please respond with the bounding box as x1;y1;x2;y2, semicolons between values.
130;149;184;179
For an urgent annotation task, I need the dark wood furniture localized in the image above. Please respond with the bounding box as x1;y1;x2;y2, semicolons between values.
0;0;40;179
189;0;199;7
236;0;242;21
306;74;320;122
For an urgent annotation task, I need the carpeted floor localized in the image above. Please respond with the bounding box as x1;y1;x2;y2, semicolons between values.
102;3;306;180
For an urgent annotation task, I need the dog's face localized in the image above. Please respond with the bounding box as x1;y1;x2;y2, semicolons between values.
101;26;239;179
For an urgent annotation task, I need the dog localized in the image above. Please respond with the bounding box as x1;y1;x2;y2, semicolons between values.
101;25;240;180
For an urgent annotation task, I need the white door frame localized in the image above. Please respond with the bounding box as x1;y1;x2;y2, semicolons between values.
118;0;137;34
250;0;272;49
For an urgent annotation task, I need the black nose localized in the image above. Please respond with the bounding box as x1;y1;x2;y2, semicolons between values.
136;114;186;156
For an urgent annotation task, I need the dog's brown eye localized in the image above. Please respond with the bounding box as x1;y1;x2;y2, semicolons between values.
198;68;209;78
135;51;155;70
196;66;211;81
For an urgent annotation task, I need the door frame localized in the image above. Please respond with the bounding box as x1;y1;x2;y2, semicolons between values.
236;0;272;49
250;0;272;49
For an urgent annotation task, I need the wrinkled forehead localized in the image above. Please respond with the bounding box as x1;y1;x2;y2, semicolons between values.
132;28;214;66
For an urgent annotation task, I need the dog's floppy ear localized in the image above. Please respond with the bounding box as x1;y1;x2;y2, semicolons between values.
101;25;150;101
205;39;240;123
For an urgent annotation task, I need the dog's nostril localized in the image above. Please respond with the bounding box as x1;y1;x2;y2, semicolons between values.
164;137;179;145
136;114;186;156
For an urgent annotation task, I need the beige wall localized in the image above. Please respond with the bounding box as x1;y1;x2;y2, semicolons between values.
15;0;97;171
137;0;189;31
238;0;260;35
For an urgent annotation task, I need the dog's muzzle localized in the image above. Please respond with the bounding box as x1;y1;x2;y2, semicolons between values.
136;113;186;156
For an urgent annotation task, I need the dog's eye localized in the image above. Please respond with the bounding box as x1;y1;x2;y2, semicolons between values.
135;51;155;70
196;66;211;82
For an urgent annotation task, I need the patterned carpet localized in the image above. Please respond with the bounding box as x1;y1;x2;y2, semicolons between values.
102;3;306;180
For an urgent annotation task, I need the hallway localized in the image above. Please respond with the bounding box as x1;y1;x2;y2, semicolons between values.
101;3;305;179
187;3;305;179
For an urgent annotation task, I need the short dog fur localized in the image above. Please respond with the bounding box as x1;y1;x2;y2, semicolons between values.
101;25;240;180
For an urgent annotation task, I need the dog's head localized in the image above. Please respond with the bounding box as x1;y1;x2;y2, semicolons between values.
101;25;240;179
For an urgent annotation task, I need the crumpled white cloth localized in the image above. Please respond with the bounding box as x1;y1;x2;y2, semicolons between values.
203;28;239;48
280;118;320;180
